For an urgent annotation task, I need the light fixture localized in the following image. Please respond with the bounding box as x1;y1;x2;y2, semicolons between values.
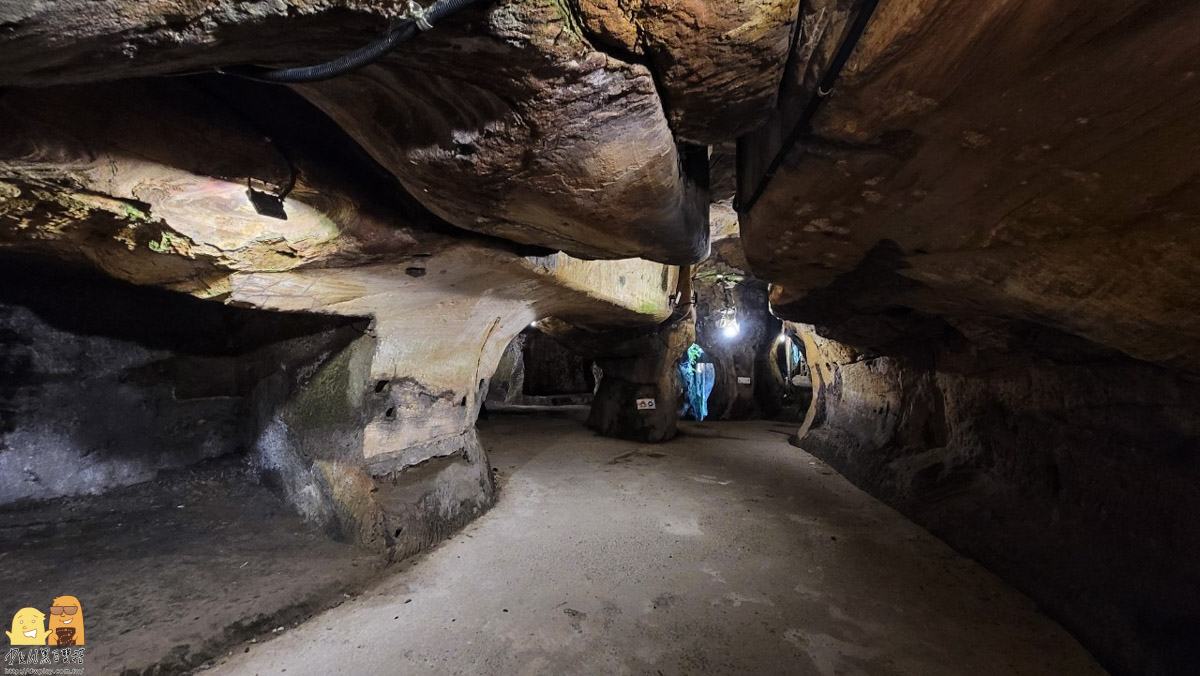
716;306;740;340
713;277;741;340
777;332;787;343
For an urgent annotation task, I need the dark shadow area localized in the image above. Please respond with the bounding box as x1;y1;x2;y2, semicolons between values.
0;253;359;357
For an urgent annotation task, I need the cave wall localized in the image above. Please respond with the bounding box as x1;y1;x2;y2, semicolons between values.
485;333;527;406
521;330;594;397
796;324;1200;676
0;1;715;265
486;329;595;407
733;3;1200;673
245;324;496;554
535;307;695;443
0;256;502;558
0;299;240;506
0;259;358;506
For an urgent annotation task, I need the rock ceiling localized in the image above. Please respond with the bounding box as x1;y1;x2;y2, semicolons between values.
1;0;1198;375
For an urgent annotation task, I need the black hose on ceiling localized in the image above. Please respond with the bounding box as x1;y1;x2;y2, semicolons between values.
222;0;488;84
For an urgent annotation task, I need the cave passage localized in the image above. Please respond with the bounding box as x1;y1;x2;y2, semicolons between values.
3;1;1200;675
156;413;1113;674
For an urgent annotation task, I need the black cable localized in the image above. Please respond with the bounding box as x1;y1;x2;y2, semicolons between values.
223;0;488;84
738;0;881;212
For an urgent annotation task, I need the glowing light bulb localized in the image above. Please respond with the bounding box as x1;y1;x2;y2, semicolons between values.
722;321;740;339
776;332;787;343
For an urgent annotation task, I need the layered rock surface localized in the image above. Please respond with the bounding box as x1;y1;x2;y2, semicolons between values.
0;0;713;262
0;48;682;555
740;0;1200;374
795;323;1200;676
733;3;1200;674
572;0;800;143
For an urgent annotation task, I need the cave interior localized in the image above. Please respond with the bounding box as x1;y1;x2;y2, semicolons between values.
0;1;1198;674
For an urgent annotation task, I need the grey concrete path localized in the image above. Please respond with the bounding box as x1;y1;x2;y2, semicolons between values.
208;411;1104;676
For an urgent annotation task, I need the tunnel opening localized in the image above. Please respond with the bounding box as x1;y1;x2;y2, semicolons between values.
485;327;597;411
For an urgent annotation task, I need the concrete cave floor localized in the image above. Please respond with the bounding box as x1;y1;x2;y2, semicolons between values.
216;410;1102;676
1;410;1104;675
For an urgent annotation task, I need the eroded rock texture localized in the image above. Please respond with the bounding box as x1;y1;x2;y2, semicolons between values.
300;1;710;262
0;46;683;557
520;330;595;399
0;81;421;298
735;4;1200;674
796;324;1200;676
541;308;695;443
572;0;800;143
741;0;1200;374
3;1;1200;673
0;258;358;506
585;314;694;442
0;0;710;263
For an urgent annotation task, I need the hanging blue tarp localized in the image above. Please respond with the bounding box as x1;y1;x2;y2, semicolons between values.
677;343;715;421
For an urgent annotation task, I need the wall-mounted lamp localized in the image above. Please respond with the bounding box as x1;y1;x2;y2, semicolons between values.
721;320;741;339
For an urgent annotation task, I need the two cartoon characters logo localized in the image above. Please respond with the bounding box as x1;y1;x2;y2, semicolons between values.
6;597;84;646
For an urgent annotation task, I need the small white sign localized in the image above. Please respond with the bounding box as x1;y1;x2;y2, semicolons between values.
636;398;657;410
737;376;752;385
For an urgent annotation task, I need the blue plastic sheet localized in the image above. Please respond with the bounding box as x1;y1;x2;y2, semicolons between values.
677;343;715;421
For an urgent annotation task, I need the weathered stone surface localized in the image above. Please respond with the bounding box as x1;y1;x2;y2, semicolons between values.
796;323;1200;676
587;323;693;442
541;305;694;442
0;81;422;297
572;0;800;144
0;260;348;506
742;0;1200;374
0;1;709;263
520;330;595;397
485;332;527;405
736;0;864;203
0;68;682;554
734;9;1200;673
301;1;709;262
6;3;1200;675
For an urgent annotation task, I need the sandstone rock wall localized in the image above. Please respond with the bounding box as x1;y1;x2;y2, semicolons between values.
796;325;1200;676
571;0;800;143
0;257;358;506
0;0;726;264
0;67;682;555
735;7;1200;671
741;0;1200;375
485;333;528;406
